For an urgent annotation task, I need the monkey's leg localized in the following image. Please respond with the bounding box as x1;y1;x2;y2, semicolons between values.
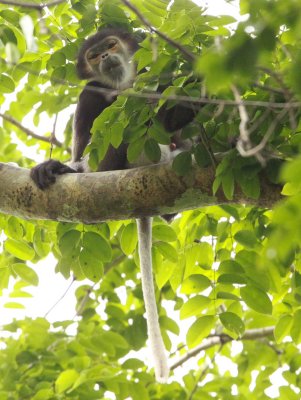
136;217;170;383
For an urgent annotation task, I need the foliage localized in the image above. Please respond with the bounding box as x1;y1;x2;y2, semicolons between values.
0;0;301;398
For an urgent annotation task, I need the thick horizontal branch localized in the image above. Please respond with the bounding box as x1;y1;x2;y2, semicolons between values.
0;162;282;223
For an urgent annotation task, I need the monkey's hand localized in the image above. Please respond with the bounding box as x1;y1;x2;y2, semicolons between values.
30;159;76;190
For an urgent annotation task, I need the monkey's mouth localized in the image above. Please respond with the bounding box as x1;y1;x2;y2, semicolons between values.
103;57;124;80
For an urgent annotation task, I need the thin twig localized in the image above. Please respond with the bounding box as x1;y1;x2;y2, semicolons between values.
0;112;70;153
170;327;274;370
49;114;58;158
1;58;301;110
188;344;223;400
259;66;297;130
120;0;196;62
0;0;65;9
44;277;75;318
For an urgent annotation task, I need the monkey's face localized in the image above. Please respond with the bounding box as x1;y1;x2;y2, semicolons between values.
85;36;136;89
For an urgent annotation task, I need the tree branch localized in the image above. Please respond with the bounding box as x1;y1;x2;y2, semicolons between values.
170;327;274;370
0;112;69;152
120;0;196;62
2;57;301;109
0;0;65;9
0;162;282;223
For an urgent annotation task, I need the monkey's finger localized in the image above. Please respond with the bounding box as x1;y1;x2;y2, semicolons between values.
56;165;77;175
36;166;56;190
30;166;49;190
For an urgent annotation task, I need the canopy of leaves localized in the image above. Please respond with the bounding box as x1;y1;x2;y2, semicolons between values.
0;0;301;398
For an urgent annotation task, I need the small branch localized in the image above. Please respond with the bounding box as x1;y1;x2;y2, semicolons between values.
231;85;251;152
237;107;288;158
120;0;196;62
49;114;59;158
170;327;274;370
2;58;301;110
259;66;297;130
0;0;65;9
188;344;222;400
44;277;75;318
0;112;70;153
74;283;96;317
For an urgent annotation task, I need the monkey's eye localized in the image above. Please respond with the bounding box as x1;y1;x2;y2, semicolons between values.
107;40;117;49
87;53;100;60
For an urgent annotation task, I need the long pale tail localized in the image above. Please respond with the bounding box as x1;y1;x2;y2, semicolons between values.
136;217;170;383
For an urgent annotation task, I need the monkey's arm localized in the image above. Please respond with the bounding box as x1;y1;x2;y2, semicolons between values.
157;102;196;132
72;82;113;162
30;82;115;190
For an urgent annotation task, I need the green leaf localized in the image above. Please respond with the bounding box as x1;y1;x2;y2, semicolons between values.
156;260;176;289
59;230;81;258
180;295;211;319
110;122;125;148
187;315;216;348
102;331;129;349
144;138;161;162
219;312;245;338
12;263;39;286
240;285;272;314
4;302;25;309
79;249;103;282
217;274;246;284
291;310;301;344
32;389;54;400
216;291;240;301
185;242;214;270
160;316;179;335
172;151;192;176
274;315;293;344
83;232;112;262
6;216;23;239
122;358;145;369
120;223;137;255
181;274;211;294
154;241;178;262
194;143;211;167
0;74;15;93
5;238;35;260
153;224;177;242
234;230;258;248
0;9;19;24
127;136;146;163
55;369;79;394
237;173;260;199
222;172;234;200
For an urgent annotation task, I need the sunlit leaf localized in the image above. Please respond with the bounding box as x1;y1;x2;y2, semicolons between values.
5;239;35;260
55;369;79;394
240;286;272;314
180;295;211;319
12;263;39;286
120;223;137;255
219;311;245;338
187;315;216;348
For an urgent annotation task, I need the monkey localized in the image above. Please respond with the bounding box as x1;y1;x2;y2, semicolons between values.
30;28;197;382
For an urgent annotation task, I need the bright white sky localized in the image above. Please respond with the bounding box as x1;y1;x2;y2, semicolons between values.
0;1;288;397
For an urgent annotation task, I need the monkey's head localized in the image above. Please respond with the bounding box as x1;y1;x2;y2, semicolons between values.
77;28;139;89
